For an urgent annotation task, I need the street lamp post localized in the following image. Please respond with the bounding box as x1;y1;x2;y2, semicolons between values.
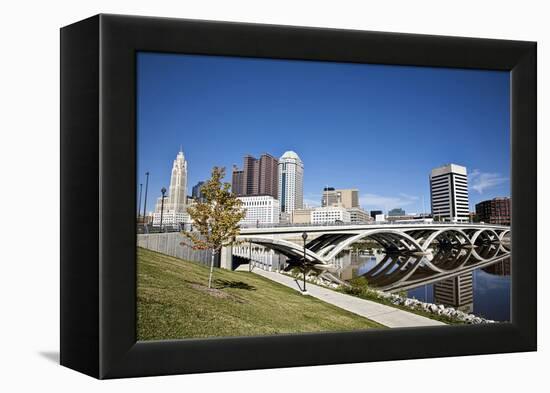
137;183;143;222
159;187;166;233
249;241;252;272
142;172;150;223
302;231;308;293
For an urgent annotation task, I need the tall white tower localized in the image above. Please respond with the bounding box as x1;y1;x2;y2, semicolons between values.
278;151;304;215
430;163;469;222
156;149;188;213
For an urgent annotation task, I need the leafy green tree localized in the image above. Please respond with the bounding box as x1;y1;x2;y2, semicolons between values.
184;167;246;288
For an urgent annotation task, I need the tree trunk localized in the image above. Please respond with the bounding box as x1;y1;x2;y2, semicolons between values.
208;249;217;289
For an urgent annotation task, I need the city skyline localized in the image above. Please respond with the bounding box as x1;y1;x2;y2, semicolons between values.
137;52;510;214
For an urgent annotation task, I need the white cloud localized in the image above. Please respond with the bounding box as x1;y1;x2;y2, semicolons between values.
303;199;321;208
469;169;508;194
359;193;419;210
303;192;419;210
303;194;321;208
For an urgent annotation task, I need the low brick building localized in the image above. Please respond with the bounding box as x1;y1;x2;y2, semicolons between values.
475;197;511;225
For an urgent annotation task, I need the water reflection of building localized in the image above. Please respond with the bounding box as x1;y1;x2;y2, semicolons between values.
433;272;474;313
482;258;511;276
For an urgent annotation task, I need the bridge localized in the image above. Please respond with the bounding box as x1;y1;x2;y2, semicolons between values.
228;222;511;289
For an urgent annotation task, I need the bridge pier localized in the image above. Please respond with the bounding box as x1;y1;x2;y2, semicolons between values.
220;245;233;270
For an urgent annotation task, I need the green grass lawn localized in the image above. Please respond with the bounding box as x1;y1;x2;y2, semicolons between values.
137;248;385;340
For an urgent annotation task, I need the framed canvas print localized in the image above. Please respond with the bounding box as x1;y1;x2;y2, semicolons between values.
60;14;536;379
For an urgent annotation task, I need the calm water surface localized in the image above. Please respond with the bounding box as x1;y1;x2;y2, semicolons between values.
350;254;510;322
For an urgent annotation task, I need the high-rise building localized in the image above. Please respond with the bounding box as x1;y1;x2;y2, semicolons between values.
153;149;190;228
242;155;259;195
430;164;470;222
232;154;278;199
238;195;280;226
321;187;338;206
321;187;359;209
231;165;244;196
278;151;304;214
155;149;188;213
475;197;511;225
192;181;205;202
258;154;278;198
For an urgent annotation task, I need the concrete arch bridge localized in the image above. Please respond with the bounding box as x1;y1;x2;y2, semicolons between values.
231;223;510;286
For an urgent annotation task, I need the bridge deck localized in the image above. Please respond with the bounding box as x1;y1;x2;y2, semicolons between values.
251;269;445;328
240;222;509;236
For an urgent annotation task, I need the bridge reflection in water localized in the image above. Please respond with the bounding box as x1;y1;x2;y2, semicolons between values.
344;245;511;320
348;242;510;293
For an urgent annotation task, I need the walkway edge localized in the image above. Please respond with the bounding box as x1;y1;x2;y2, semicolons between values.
251;269;446;328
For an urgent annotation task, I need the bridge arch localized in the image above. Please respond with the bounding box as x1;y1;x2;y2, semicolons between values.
499;229;511;241
239;236;329;266
470;228;500;245
420;228;473;251
323;229;424;261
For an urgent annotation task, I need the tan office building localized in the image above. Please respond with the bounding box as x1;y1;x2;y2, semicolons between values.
321;188;359;209
291;208;314;224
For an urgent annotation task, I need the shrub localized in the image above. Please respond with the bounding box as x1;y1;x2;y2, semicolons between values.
345;276;370;296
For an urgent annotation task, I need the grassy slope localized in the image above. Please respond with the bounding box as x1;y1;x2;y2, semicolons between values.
137;248;385;340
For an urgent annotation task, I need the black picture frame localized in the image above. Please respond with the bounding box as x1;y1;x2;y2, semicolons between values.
60;14;536;379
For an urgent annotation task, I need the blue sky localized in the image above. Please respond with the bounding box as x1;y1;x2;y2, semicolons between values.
137;52;510;214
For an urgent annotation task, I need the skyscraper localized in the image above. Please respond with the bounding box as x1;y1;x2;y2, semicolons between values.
430;163;470;222
278;150;304;214
153;149;190;228
231;165;244;196
258;154;278;198
242;155;259;195
232;153;278;199
155;149;188;213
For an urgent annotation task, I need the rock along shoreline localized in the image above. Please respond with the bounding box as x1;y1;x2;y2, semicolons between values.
301;273;497;324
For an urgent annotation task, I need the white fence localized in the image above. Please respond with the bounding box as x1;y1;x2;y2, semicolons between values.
137;232;218;267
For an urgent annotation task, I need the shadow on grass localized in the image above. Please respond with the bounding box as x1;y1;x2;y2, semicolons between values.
214;279;257;291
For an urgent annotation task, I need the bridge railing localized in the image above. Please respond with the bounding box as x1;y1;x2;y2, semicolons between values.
239;220;509;230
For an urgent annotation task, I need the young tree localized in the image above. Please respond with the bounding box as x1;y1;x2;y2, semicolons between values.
184;167;246;288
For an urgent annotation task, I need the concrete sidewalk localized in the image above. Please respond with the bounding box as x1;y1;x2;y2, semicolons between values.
252;269;445;328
